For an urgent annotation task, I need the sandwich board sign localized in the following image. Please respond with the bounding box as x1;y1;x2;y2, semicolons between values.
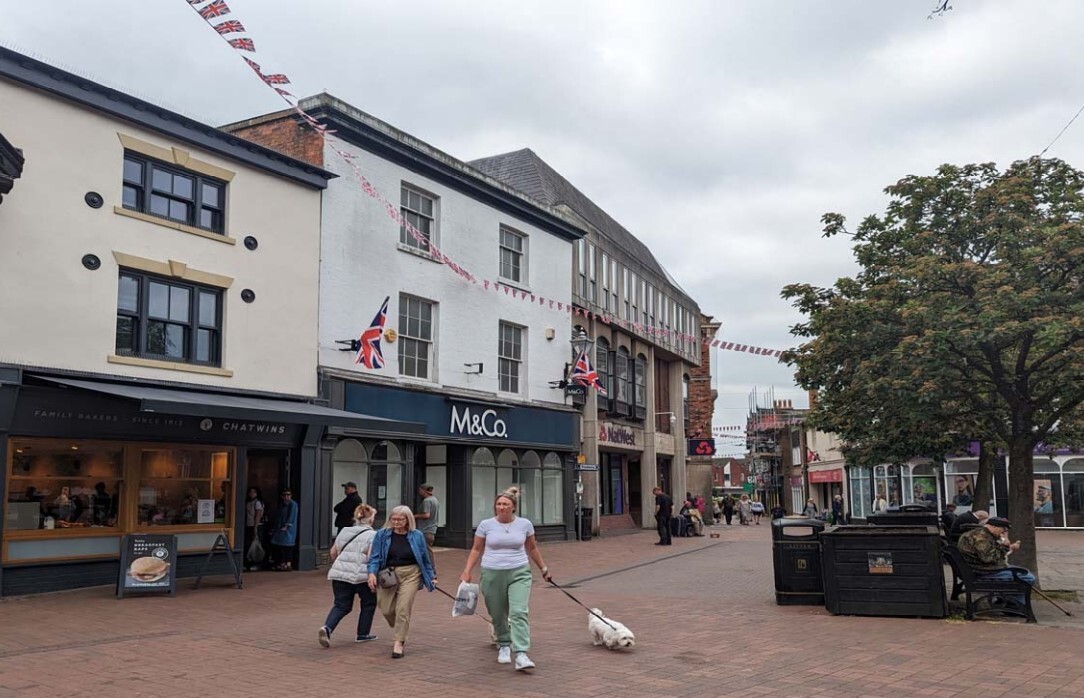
117;533;177;598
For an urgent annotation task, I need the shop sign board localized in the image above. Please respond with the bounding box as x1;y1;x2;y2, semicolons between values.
574;463;599;472
687;438;716;457
742;482;754;493
117;533;177;598
809;469;844;484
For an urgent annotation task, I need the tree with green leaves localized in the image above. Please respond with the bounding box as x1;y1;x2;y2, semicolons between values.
783;157;1084;578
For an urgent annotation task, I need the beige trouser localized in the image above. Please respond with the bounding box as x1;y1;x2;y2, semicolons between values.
376;564;422;643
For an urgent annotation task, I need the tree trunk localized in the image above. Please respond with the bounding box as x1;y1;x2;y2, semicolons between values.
1007;439;1039;584
973;441;996;516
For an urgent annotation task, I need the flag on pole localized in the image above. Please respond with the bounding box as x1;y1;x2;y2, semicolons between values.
355;296;389;369
570;350;607;395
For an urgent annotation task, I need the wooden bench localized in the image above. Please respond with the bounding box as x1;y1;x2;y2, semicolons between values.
942;545;1036;623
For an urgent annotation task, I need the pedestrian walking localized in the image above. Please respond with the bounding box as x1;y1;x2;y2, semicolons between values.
831;494;846;525
333;481;363;535
414;483;440;575
459;486;551;672
319;504;379;648
366;506;436;659
653;486;673;545
722;495;735;525
750;497;765;524
738;493;753;525
270;487;297;571
802;498;818;518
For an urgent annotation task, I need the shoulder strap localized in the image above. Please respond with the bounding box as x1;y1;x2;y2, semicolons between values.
339;528;368;553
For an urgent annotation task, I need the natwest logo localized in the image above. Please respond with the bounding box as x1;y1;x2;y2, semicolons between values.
599;424;636;446
450;405;508;439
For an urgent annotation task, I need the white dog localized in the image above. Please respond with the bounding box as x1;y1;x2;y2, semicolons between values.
588;608;635;650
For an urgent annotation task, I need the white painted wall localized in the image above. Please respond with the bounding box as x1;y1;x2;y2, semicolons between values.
0;79;322;396
318;140;574;405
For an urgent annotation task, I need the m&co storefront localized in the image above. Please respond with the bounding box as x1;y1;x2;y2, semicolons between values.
0;369;416;596
322;380;579;550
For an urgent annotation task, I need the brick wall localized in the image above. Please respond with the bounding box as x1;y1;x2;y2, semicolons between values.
685;315;720;501
227;117;324;168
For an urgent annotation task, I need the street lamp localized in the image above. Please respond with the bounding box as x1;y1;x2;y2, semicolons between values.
570;325;594;361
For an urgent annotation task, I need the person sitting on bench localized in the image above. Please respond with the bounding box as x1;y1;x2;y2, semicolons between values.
956;516;1035;605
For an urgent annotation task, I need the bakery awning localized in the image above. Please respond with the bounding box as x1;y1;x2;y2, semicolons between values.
35;376;425;434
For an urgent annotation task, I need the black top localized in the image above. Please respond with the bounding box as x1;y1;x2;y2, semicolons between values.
655;493;673;518
333;492;363;529
386;532;417;567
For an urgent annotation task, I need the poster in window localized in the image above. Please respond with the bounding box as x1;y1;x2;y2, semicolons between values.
912;476;938;508
951;474;975;511
197;499;215;524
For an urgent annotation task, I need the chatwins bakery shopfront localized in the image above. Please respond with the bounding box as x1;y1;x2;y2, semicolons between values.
0;368;422;596
324;380;579;549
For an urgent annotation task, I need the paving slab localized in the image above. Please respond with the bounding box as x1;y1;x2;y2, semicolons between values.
0;522;1081;697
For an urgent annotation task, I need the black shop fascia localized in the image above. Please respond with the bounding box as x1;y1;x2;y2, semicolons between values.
0;367;422;597
322;378;580;549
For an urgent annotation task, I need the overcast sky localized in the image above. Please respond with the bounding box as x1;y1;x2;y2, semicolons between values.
5;1;1084;455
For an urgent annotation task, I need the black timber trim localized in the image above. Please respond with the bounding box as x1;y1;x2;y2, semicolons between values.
303;102;585;243
0;47;334;190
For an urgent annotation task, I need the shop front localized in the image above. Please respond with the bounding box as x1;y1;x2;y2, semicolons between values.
808;466;844;513
328;381;579;548
0;370;418;597
596;421;645;530
946;451;1084;528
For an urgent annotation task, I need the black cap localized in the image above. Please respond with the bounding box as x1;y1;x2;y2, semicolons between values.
987;516;1012;529
342;482;357;489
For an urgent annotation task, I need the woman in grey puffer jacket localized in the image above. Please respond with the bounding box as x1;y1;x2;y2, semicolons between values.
319;503;379;647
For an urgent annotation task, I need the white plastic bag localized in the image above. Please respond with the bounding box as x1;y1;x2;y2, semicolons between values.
246;537;266;564
451;581;479;617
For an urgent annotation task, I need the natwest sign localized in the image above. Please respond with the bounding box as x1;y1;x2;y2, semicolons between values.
599;422;637;447
449;404;508;439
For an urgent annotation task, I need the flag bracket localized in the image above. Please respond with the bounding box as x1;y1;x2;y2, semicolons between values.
334;339;361;352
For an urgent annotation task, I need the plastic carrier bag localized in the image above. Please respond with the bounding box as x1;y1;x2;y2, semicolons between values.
246;537;266;564
451;581;479;617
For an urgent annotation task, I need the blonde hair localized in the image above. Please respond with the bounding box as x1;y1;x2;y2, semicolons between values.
384;505;416;531
495;486;520;512
354;503;377;525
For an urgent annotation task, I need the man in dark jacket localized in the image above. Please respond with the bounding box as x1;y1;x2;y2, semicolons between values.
949;509;988;543
940;503;958;534
333;482;363;534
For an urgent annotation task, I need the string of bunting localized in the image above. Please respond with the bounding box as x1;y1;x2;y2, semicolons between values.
182;0;787;359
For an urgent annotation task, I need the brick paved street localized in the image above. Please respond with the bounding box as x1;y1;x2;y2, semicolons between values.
2;523;1083;698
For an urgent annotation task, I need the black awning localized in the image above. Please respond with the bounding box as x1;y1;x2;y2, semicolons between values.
36;376;425;434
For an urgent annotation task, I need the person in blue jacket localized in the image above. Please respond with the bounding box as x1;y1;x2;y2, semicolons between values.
270;487;298;571
366;505;436;658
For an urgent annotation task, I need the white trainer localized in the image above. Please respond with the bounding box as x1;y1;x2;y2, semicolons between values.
318;626;330;648
514;652;535;671
497;645;512;664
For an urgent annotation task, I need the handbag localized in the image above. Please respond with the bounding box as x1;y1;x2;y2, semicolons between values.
377;566;399;589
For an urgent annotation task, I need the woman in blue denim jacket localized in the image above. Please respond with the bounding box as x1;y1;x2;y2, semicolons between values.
366;505;436;658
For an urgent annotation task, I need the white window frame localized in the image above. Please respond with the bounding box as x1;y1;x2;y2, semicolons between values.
398;294;435;380
400;184;438;254
498;321;525;394
499;226;527;285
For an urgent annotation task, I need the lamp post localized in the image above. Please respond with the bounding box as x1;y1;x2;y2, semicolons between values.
570;326;594;541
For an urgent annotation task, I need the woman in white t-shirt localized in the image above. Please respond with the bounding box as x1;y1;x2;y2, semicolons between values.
459;487;552;672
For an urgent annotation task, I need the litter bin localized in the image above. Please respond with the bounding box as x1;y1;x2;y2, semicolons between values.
820;525;946;617
771;517;825;605
578;508;593;541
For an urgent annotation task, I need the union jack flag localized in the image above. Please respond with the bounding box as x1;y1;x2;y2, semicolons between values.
198;0;230;19
355;296;389;369
214;20;245;34
187;0;208;5
570;350;607;396
261;73;291;85
228;38;255;51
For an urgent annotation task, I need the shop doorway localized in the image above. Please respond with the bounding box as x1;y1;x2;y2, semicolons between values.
246;449;290;565
628;458;642;527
